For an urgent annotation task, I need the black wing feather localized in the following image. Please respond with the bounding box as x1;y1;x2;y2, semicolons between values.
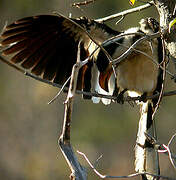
1;14;120;95
1;14;89;90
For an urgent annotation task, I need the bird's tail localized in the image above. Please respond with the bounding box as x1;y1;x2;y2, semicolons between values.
135;100;160;180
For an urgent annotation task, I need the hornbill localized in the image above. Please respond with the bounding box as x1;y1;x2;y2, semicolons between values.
0;14;163;178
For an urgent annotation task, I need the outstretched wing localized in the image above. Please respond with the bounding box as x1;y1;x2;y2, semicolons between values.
0;15;92;91
0;14;121;101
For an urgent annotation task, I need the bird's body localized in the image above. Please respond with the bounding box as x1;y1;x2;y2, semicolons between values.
95;20;162;104
116;32;159;97
117;52;158;95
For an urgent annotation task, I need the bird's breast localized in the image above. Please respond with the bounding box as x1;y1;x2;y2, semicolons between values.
116;52;159;95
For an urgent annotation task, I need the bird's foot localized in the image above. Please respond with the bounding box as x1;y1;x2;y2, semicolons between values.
116;89;127;104
139;92;147;102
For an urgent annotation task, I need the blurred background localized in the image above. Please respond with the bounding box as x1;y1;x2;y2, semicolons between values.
0;0;176;179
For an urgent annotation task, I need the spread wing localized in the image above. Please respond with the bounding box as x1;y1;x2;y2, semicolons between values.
0;14;120;101
1;15;92;91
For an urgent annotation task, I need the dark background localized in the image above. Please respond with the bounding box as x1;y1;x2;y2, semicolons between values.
0;0;176;179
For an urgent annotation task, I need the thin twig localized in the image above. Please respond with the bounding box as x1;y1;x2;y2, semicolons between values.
113;32;160;65
77;150;176;180
165;133;176;170
72;0;96;8
48;76;71;104
113;37;174;78
152;38;167;119
95;1;153;23
94;154;103;168
115;16;125;25
99;31;174;78
146;133;176;167
173;4;176;16
0;54;25;74
162;144;176;170
168;133;176;147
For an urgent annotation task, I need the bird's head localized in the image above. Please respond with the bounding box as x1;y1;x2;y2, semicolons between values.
139;17;159;34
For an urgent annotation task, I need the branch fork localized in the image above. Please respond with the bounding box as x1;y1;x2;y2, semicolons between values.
58;41;88;180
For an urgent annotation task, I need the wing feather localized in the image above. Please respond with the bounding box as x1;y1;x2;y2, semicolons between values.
0;14;119;99
1;15;89;87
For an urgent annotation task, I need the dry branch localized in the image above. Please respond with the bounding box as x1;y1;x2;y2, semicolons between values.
113;32;160;64
77;151;176;180
58;42;88;180
95;1;153;23
147;133;176;170
72;0;96;8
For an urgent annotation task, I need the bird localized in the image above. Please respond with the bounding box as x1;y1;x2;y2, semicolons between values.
0;14;162;104
0;13;163;177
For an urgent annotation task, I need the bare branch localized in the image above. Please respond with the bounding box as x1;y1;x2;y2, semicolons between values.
95;1;154;23
168;133;176;147
72;0;96;8
100;31;174;79
113;32;160;65
48;76;71;104
0;54;25;74
152;38;167;119
58;41;88;180
77;150;176;180
162;144;176;170
163;133;176;170
146;133;176;170
111;35;174;78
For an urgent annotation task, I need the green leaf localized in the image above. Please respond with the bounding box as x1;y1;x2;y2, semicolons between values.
169;18;176;33
129;0;136;5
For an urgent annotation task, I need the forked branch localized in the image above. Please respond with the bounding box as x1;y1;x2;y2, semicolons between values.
58;42;88;180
